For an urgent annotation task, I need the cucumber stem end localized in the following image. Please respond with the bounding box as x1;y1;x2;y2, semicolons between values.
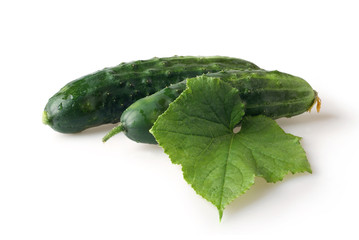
308;91;321;113
102;124;125;142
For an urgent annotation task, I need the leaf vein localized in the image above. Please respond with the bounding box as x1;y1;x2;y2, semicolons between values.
178;109;229;131
239;138;288;166
154;129;213;138
203;95;229;128
218;134;235;210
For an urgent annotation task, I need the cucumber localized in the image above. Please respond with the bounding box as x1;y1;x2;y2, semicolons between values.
209;70;320;118
43;56;260;133
103;70;320;144
103;81;187;144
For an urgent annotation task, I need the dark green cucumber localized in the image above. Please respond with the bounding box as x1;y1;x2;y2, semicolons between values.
103;70;319;144
43;56;260;133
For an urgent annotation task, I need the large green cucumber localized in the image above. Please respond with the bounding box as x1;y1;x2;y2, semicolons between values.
103;70;320;144
43;56;260;133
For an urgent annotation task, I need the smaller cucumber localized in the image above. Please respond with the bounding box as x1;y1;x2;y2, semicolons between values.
103;70;320;144
103;81;186;144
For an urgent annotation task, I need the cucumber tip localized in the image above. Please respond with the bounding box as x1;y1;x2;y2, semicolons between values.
42;111;50;125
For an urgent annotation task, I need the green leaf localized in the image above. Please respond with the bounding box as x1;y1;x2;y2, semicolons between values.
150;76;311;220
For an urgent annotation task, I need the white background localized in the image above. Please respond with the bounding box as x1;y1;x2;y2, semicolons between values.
1;0;358;239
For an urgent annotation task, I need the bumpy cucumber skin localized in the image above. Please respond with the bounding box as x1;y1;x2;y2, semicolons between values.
43;56;260;133
207;70;316;119
118;70;316;144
